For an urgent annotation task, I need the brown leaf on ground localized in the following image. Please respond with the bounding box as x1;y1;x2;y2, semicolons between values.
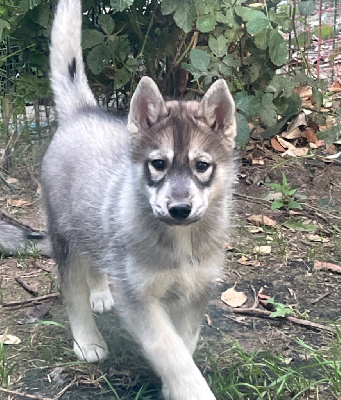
282;127;302;140
302;127;317;143
247;214;277;227
271;136;286;152
253;245;272;255
258;291;274;311
276;136;309;157
313;261;341;274
237;256;261;267
325;144;338;154
329;77;341;92
0;334;21;345
295;85;312;100
7;198;29;208
205;313;212;327
7;177;18;184
221;285;248;308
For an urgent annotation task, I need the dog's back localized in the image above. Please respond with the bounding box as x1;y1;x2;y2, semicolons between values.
44;1;237;398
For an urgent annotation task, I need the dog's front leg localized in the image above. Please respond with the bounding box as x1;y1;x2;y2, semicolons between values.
120;297;216;400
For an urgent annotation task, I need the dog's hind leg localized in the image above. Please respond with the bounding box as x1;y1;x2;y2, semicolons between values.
86;267;115;314
55;240;108;362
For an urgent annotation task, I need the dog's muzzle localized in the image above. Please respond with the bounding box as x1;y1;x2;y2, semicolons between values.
168;203;192;220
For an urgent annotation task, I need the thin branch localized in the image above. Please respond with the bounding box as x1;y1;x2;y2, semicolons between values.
0;387;53;400
232;307;336;334
1;292;60;308
15;276;39;297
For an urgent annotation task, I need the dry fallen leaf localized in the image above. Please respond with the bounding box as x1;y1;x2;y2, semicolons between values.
258;291;273;310
247;214;276;227
271;136;286;152
205;313;212;327
7;177;18;184
253;245;272;255
313;261;341;274
307;235;329;243
329;78;341;92
237;256;261;267
7;198;29;208
302;127;317;143
221;285;247;308
276;136;309;157
0;334;21;345
282;127;302;140
248;226;264;233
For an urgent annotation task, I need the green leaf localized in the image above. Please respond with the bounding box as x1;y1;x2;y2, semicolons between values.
19;0;42;12
235;113;250;148
222;54;240;68
32;3;49;28
283;221;318;232
286;199;302;210
298;0;315;16
266;75;294;98
208;34;228;57
114;68;131;89
261;116;290;139
0;19;10;41
254;28;270;50
161;0;178;15
269;30;288;66
108;35;130;61
86;43;111;75
82;29;105;49
189;49;210;72
197;14;216;33
235;92;260;115
270;304;293;318
312;87;323;109
173;1;196;33
110;0;133;12
234;6;252;20
99;15;115;35
260;93;277;126
271;200;284;210
246;11;269;35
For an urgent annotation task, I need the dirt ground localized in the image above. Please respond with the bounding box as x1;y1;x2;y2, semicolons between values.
0;146;340;399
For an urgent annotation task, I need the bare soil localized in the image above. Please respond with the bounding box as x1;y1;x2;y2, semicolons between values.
0;148;340;399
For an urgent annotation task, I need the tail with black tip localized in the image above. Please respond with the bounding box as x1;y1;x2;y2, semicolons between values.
50;0;97;120
0;220;51;257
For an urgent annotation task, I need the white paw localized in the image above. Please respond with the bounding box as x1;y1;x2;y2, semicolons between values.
90;289;114;313
73;339;108;362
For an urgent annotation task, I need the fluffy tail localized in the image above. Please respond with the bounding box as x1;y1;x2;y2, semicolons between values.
50;0;97;120
0;220;51;256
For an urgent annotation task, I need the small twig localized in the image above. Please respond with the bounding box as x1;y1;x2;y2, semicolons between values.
1;292;60;308
250;285;259;309
0;171;18;191
0;210;41;233
15;276;39;297
311;291;331;305
53;378;77;400
233;192;272;206
0;387;53;400
232;307;335;333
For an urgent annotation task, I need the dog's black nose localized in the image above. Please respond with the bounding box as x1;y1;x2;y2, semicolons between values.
169;204;191;220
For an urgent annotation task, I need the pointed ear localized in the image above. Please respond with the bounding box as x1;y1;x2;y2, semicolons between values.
200;79;236;147
128;77;168;135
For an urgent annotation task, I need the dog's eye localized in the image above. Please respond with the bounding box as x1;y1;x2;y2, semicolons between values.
151;159;167;171
196;161;210;173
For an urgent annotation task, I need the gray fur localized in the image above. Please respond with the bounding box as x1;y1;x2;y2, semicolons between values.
43;1;237;399
0;220;51;256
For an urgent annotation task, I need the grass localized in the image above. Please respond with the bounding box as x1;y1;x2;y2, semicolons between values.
0;339;16;387
206;332;341;400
